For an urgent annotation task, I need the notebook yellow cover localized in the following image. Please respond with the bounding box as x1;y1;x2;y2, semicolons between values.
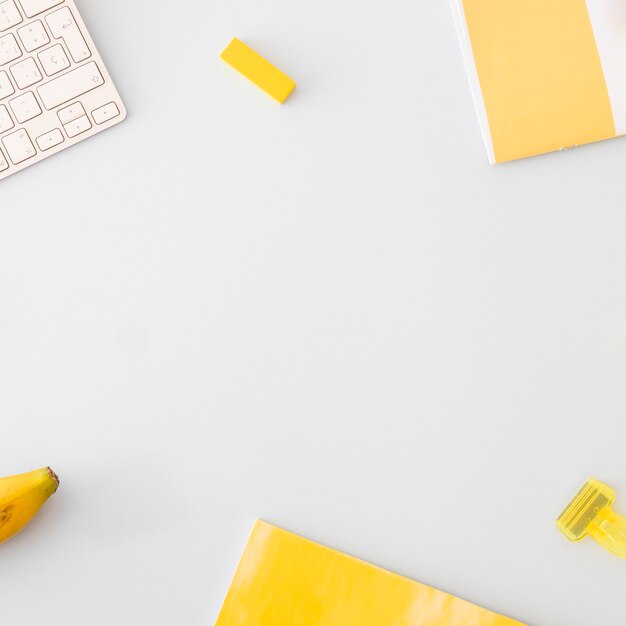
215;520;526;626
451;0;626;163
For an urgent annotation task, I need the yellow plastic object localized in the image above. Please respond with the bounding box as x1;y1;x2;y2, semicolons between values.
221;38;296;104
557;479;626;559
216;520;526;626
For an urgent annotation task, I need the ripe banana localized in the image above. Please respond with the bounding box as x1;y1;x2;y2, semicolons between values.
0;467;59;545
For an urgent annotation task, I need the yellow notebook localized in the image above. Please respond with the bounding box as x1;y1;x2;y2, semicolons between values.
451;0;626;163
216;520;526;626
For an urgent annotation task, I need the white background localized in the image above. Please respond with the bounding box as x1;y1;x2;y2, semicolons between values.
1;1;626;625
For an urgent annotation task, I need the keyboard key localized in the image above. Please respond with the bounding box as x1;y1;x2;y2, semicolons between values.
64;113;90;137
17;19;49;52
91;101;119;125
10;56;42;89
46;7;89;63
0;147;8;170
0;0;22;32
9;89;40;122
57;100;83;124
2;127;35;163
0;69;14;98
36;127;62;150
37;42;68;75
0;102;13;131
16;0;62;18
0;33;21;66
37;60;103;109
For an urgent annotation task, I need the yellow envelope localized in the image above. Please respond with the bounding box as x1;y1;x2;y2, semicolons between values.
216;520;526;626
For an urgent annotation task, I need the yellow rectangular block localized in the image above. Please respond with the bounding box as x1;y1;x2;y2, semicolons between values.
221;38;296;104
216;521;527;626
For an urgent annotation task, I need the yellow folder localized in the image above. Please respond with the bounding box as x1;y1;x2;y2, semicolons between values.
451;0;626;163
216;520;526;626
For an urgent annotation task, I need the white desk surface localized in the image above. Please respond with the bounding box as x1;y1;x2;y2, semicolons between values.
2;1;626;625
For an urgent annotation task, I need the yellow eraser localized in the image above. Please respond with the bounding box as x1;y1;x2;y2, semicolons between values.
221;38;296;104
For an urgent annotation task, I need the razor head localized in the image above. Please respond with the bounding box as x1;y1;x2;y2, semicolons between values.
557;480;615;542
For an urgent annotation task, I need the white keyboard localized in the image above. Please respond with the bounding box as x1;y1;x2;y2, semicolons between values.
0;0;125;181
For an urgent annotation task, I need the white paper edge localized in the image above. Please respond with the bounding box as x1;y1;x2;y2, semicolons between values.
584;0;626;137
449;0;496;164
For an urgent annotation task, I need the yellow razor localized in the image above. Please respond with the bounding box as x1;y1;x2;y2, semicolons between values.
557;479;626;559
